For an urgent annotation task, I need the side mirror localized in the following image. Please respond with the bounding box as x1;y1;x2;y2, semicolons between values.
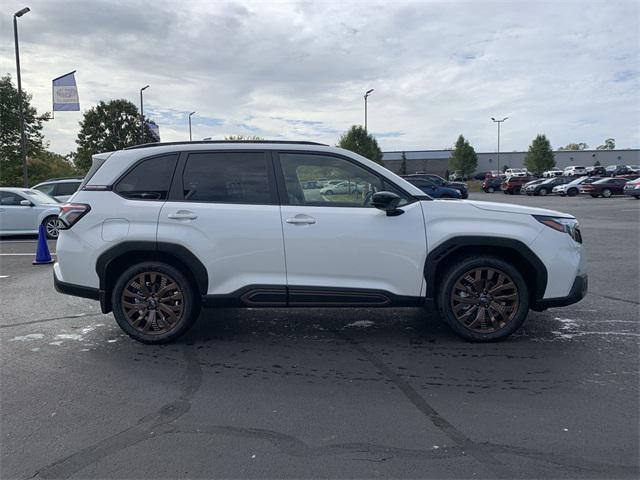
20;200;33;207
372;191;404;216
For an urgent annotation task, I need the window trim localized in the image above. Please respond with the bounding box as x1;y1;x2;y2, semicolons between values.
273;150;419;208
113;153;180;202
173;149;279;206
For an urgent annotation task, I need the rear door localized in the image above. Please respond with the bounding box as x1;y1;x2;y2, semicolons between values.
157;150;286;298
275;151;427;302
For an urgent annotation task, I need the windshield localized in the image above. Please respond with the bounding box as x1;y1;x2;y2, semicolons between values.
22;189;60;204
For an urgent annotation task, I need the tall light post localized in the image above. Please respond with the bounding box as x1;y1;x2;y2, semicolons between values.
491;116;508;172
188;111;196;141
14;7;30;187
139;85;149;143
364;88;374;132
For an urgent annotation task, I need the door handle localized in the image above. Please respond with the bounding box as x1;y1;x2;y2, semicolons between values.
286;215;316;225
168;211;198;220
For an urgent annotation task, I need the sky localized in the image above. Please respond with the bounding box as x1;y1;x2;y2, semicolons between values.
1;0;639;156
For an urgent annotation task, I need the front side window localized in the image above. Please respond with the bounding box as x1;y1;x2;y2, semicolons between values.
278;153;408;207
115;154;178;200
0;192;26;206
181;152;273;204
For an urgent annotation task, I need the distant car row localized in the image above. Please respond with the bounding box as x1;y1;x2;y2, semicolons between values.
482;175;640;198
465;164;639;182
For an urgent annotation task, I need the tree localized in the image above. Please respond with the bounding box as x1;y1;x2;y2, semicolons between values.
596;138;615;150
224;135;264;141
559;142;588;150
0;75;49;186
399;151;407;175
337;125;383;164
524;134;555;173
449;135;478;177
27;151;79;185
502;164;509;173
75;99;158;172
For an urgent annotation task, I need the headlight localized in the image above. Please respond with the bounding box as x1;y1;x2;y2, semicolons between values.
533;215;582;243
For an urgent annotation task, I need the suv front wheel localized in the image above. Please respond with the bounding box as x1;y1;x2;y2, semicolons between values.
437;256;529;341
112;262;199;344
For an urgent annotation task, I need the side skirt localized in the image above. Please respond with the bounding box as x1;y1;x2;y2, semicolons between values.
202;285;424;308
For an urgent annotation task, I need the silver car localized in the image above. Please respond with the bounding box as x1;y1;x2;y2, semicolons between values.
0;188;62;239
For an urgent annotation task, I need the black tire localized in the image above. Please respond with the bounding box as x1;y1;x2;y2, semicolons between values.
504;190;510;195
590;194;599;198
634;195;640;199
487;187;495;193
112;262;200;344
436;256;529;342
567;188;578;197
538;188;548;196
514;187;522;195
42;215;61;239
602;188;612;198
324;190;333;195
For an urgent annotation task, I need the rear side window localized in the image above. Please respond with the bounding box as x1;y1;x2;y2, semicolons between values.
181;152;273;204
115;154;178;200
56;182;80;196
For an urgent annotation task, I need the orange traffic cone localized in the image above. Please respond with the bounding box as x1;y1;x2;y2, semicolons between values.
33;224;54;265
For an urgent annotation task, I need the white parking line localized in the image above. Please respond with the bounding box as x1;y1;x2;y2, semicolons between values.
0;275;8;279
0;253;56;256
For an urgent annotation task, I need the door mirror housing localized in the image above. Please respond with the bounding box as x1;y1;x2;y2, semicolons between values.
372;191;404;216
20;199;33;207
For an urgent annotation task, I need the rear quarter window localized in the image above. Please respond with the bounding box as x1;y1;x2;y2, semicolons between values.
114;154;178;200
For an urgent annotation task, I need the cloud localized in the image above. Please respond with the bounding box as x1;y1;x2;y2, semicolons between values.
0;0;638;155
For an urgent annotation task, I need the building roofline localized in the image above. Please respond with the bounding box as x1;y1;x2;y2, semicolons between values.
383;148;639;155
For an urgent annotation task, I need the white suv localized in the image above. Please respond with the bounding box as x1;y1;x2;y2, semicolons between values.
54;141;587;343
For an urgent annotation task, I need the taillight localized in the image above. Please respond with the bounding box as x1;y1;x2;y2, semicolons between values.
58;203;91;229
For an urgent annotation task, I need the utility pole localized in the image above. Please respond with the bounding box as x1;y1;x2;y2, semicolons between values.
140;85;149;143
188;111;196;141
364;89;374;132
491;117;508;172
14;7;30;187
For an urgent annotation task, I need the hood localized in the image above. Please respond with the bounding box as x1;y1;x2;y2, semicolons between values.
463;199;573;218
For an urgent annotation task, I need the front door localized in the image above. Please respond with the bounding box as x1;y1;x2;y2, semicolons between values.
157;150;286;299
0;191;39;232
275;152;427;303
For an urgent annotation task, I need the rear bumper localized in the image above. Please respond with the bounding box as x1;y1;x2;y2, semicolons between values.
531;274;588;311
54;267;100;301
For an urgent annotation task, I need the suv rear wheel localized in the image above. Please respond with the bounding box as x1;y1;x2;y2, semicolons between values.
437;256;529;341
112;262;199;344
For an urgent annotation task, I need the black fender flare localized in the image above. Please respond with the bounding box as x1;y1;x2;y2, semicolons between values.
423;236;548;301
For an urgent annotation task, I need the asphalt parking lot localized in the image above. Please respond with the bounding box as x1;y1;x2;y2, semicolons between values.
1;193;638;479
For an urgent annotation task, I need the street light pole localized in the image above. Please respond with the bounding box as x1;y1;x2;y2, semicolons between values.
13;7;30;187
491;116;508;172
188;111;196;141
140;85;149;143
364;88;374;132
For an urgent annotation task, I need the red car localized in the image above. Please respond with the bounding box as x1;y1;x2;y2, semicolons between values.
579;177;629;198
501;176;537;195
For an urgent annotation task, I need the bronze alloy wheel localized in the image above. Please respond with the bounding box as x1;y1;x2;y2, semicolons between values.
121;271;184;335
450;267;519;333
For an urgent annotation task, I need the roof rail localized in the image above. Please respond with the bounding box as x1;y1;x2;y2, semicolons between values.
123;140;328;151
42;176;85;182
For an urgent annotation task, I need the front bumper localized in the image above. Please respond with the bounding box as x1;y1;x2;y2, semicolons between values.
531;274;588;311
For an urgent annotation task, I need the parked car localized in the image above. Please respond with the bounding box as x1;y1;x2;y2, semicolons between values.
301;180;322;189
485;170;503;178
542;168;563;178
579;177;629;197
0;188;62;239
525;177;571;196
504;168;529;178
481;177;502;193
563;166;587;177
404;178;461;198
623;178;640;199
449;170;467;181
32;177;83;202
404;174;468;198
552;177;599;197
627;165;640;174
502;176;538;194
605;165;630;177
585;166;606;176
320;181;362;195
473;171;489;180
53;140;586;344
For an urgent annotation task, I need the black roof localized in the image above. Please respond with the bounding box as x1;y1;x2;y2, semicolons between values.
124;140;327;151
